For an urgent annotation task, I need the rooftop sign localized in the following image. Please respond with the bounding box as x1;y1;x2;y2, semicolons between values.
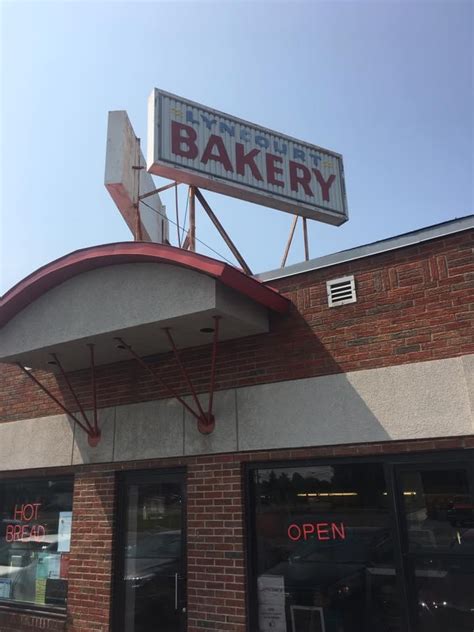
147;89;348;226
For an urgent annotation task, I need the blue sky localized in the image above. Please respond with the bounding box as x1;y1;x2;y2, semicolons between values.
1;0;472;292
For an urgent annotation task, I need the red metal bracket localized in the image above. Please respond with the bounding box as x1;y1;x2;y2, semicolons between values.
17;344;101;447
116;315;221;434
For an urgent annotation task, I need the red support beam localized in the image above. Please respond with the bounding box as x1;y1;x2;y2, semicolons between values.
114;337;202;421
116;318;222;435
51;353;94;433
17;363;92;437
202;316;221;434
163;328;207;421
88;344;101;446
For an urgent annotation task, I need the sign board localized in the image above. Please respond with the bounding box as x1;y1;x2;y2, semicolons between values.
147;89;348;226
105;111;169;243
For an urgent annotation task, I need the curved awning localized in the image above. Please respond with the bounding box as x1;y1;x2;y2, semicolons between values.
0;243;290;371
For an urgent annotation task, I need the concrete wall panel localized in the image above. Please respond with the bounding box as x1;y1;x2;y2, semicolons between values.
114;399;184;462
347;357;473;440
0;414;74;471
237;373;391;451
462;354;474;428
72;407;116;465
184;390;237;455
238;356;473;451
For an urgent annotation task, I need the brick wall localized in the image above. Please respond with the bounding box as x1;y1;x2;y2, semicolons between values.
1;230;472;424
2;435;474;631
187;456;246;631
67;473;115;632
0;610;65;631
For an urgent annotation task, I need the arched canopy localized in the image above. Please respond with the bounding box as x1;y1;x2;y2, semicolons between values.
0;243;290;370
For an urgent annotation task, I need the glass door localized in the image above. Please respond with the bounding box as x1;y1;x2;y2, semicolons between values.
115;470;186;632
395;462;474;632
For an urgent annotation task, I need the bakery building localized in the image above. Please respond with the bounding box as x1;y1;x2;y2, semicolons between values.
0;214;473;632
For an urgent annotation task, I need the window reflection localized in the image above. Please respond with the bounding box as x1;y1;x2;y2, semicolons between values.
122;481;183;632
0;477;73;609
399;467;474;631
253;464;401;632
400;469;473;552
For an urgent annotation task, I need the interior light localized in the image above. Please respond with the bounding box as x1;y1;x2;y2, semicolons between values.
297;492;358;498
200;327;215;333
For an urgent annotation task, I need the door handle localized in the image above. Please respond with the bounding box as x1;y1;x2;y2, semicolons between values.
174;572;178;610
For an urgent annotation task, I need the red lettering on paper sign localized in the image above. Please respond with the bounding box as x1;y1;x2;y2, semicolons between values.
287;521;346;542
5;503;46;543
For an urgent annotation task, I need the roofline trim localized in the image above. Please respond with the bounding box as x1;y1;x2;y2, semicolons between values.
257;215;474;282
0;243;290;327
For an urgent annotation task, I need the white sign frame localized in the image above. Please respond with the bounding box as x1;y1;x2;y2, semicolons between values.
147;89;348;226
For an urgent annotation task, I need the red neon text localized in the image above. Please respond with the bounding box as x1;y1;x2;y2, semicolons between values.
6;524;46;543
5;503;46;542
14;503;41;522
287;522;346;542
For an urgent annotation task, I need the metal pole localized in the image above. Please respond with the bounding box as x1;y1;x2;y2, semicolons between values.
303;217;310;261
281;215;298;267
163;328;207;420
88;344;99;436
51;353;94;432
114;337;202;421
131;138;143;241
175;183;181;247
188;186;196;251
207;316;221;420
139;181;178;201
17;364;92;436
194;188;252;275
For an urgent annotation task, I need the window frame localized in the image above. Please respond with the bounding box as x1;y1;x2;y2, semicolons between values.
244;449;474;632
112;467;188;632
0;474;74;618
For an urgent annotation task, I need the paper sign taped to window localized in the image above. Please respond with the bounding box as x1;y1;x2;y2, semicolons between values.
58;512;72;552
257;575;285;605
0;578;12;599
258;604;287;632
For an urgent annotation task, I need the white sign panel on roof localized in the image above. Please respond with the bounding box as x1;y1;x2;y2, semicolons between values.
147;89;348;226
105;111;169;244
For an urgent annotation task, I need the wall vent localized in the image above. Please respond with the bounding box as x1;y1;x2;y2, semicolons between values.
326;275;356;307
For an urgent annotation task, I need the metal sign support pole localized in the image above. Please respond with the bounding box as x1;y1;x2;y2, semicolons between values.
188;186;196;251
132;138;143;241
281;215;298;268
194;188;252;275
303;217;310;261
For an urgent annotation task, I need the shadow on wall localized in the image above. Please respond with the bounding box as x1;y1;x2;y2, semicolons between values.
67;304;396;464
232;307;393;452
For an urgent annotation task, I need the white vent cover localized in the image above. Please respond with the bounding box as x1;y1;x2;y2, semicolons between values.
326;275;357;307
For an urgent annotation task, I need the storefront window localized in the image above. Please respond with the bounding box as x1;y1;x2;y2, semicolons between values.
398;466;474;632
399;468;473;551
250;463;402;632
0;477;73;609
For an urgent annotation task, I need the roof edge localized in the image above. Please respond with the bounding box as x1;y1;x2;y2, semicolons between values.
257;215;474;282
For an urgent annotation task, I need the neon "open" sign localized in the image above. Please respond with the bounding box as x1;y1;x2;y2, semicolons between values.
287;522;346;542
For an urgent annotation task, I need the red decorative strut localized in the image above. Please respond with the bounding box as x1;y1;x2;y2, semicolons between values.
17;344;101;447
115;315;221;434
